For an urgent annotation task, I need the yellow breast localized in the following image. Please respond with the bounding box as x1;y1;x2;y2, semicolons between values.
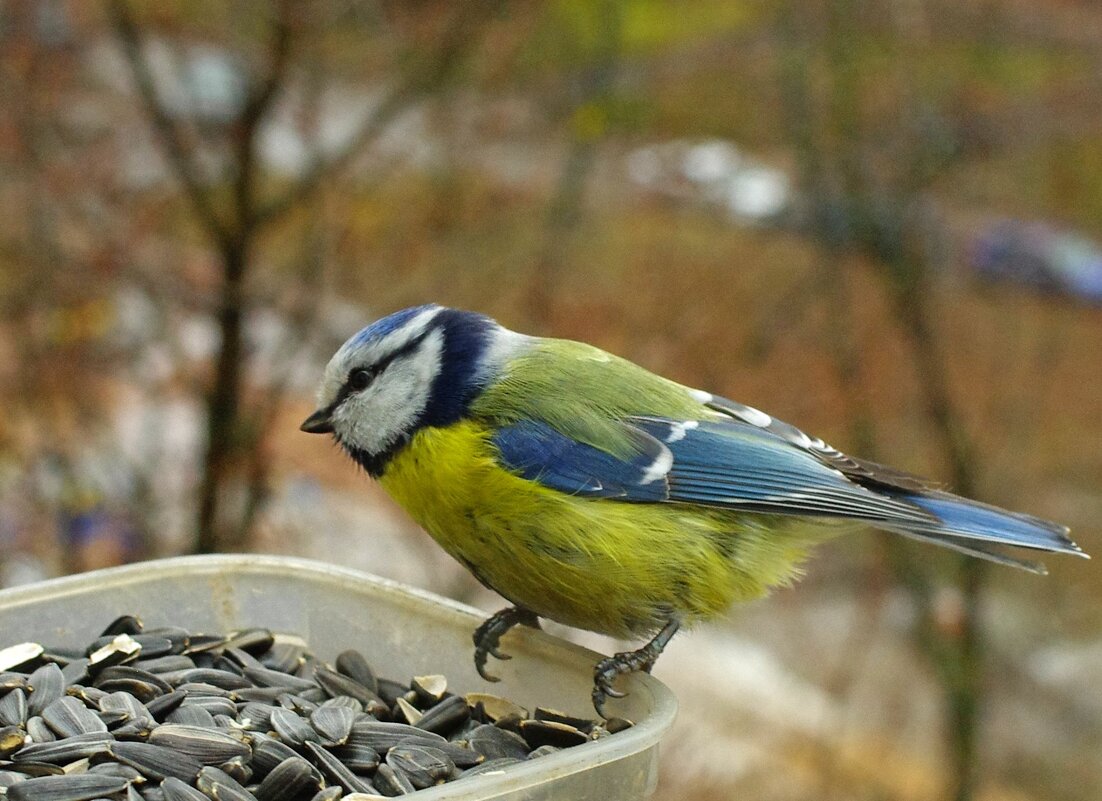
379;422;816;637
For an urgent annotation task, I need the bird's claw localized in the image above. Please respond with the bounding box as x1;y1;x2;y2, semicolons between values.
592;650;655;717
472;607;538;683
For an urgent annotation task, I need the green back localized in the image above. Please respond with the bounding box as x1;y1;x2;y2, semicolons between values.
470;338;703;459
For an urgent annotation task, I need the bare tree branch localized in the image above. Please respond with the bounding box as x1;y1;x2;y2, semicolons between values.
252;0;505;228
106;0;231;248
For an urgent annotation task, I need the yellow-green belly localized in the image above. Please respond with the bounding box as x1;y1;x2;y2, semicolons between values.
379;422;820;638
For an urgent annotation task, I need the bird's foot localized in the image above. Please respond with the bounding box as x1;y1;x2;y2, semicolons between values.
592;617;680;717
473;606;540;682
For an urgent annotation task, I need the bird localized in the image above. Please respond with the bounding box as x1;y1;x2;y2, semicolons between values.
301;304;1087;715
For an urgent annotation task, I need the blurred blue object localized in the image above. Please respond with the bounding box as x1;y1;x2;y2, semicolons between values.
971;220;1102;304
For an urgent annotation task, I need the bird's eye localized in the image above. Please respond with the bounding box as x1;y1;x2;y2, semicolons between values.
349;368;375;391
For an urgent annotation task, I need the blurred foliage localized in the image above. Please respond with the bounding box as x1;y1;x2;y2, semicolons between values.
1;1;1101;800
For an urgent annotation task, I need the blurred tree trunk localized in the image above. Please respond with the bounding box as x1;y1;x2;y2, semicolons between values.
108;0;505;554
776;3;986;799
526;0;622;330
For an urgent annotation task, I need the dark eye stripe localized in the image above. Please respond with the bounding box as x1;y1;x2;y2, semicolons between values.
327;328;434;415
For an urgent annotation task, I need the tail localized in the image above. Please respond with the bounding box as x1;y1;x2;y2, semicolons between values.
879;490;1088;575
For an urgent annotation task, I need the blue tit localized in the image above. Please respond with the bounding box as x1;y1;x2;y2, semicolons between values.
301;304;1087;714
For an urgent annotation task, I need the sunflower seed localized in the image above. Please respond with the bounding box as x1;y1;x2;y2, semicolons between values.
27;715;56;743
329;744;380;774
410;676;446;706
161;776;208;801
145;689;187;721
43;697;107;737
518;718;587;749
310;706;356;745
396;736;482;768
464;724;528;761
255;756;319;801
260;642;305;675
372;763;415;796
242;666;313;693
13;732;112;763
314;669;380;709
466;693;527;725
270;707;319;747
107;740;203;782
393;698;421;726
413;695;468;736
333;652;376;695
101;616;143;637
196;765;258;801
302;741;372;794
309;788;344;801
0;643;43;673
134;656;195;675
0;687;28;726
386;745;454;789
28;664;66;717
147;725;250;764
0;724;25;757
5;772;130;801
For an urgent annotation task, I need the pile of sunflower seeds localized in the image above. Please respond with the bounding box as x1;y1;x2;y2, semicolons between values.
0;616;631;800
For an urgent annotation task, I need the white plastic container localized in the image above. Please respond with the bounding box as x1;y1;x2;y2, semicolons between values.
0;554;677;800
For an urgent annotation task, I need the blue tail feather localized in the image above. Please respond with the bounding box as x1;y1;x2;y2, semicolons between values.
884;490;1086;564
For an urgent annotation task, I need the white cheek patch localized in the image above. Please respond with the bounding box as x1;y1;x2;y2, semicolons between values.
318;307;443;410
334;329;445;455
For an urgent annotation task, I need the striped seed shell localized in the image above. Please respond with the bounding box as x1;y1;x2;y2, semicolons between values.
270;707;320;747
147;724;250;764
0;688;28;726
27;715;56;743
106;740;203;782
6;773;130;801
330;743;380;773
372;763;415;796
42;696;107;737
414;695;469;735
196;765;256;799
27;664;66;717
165;704;217;729
314;668;379;709
386;745;455;789
310;705;356;745
348;721;445;753
161;776;209;801
243;666;315;693
250;733;301;777
464;724;529;761
303;740;374;794
12;732;113;764
334;651;377;694
255;756;319;801
396;736;482;768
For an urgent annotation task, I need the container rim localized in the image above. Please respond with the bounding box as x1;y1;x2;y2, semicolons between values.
0;554;679;801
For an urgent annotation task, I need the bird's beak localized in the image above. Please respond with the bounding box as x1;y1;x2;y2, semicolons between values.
300;409;334;435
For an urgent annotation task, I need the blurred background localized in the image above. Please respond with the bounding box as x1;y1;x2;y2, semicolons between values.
1;1;1100;799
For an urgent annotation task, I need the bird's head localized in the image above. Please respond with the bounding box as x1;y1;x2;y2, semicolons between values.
301;304;524;475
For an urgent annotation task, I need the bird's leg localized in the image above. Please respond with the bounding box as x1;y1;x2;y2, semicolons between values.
593;617;681;717
473;606;541;682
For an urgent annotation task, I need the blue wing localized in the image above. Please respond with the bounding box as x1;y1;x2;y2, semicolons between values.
490;415;1085;573
490;417;933;524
